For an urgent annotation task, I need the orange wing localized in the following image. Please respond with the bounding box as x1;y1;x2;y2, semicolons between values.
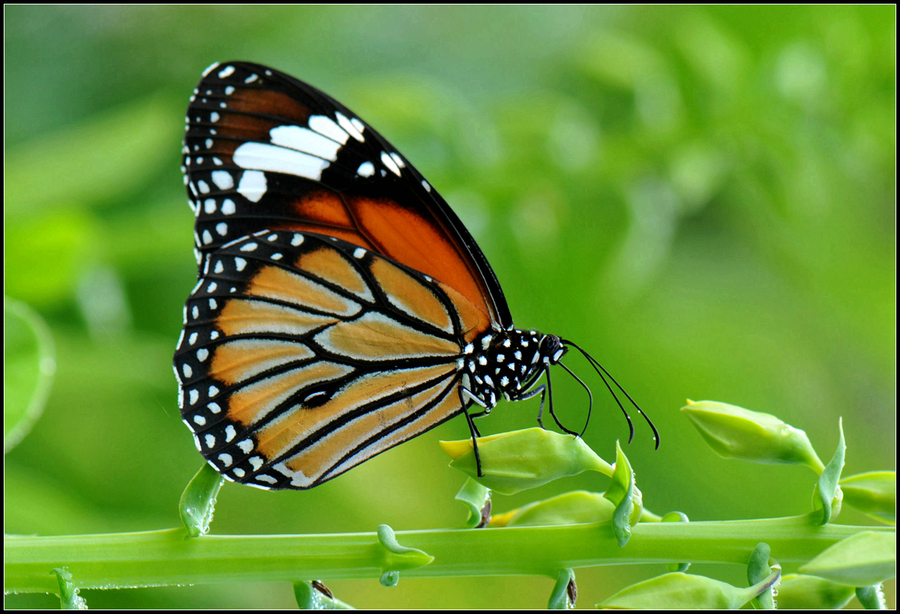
183;61;511;328
174;230;491;489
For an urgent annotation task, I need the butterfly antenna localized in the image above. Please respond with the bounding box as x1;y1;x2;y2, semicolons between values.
560;339;660;450
557;360;593;437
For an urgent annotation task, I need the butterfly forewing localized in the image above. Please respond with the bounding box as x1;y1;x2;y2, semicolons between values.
183;61;511;328
174;230;490;489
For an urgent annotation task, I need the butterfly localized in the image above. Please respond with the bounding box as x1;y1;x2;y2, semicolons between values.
173;61;658;490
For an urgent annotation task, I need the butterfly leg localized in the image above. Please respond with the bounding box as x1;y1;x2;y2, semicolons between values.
459;388;486;477
541;367;579;436
514;368;579;436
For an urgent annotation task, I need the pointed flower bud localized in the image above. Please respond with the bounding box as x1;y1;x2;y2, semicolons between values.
179;463;224;538
773;574;855;610
598;570;780;609
839;471;895;524
681;400;823;471
439;428;613;495
800;531;895;587
490;491;616;528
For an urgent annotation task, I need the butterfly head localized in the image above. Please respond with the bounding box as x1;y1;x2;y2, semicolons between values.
462;329;658;447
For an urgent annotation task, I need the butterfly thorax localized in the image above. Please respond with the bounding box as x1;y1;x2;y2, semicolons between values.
460;329;566;409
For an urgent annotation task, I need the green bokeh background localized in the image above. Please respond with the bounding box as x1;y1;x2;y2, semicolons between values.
5;5;894;609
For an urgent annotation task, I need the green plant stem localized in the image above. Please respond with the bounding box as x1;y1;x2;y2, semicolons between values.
5;514;892;595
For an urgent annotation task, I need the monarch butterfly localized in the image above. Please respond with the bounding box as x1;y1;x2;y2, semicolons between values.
174;61;658;490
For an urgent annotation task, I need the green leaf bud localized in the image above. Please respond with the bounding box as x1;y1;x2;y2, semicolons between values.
840;471;895;524
855;585;887;609
681;400;823;471
800;531;896;586
774;574;855;609
598;570;779;609
439;428;612;495
814;418;845;525
491;491;616;528
455;478;492;528
604;441;643;546
293;580;354;609
374;524;434;574
52;567;87;610
179;463;224;538
548;568;576;609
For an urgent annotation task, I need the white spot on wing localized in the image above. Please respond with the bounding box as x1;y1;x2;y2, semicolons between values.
234;142;330;182
335;112;365;142
357;161;375;177
270;125;343;161
308;115;349;144
237;170;267;202
381;152;401;176
211;170;234;190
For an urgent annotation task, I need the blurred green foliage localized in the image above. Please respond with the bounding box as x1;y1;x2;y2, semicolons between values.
4;5;894;609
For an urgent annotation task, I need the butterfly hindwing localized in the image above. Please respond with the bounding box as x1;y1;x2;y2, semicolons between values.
174;230;493;490
182;61;511;328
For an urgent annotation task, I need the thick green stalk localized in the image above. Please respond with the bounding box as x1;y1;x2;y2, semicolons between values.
5;515;890;595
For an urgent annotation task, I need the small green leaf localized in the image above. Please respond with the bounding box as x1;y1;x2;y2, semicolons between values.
374;524;434;575
455;478;491;528
179;463;224;538
855;585;886;609
681;400;823;471
4;298;56;453
293;580;354;609
800;531;895;586
604;441;641;547
840;471;895;524
52;568;87;610
492;491;616;528
548;568;576;609
774;574;855;609
747;542;775;609
816;418;846;525
598;570;780;609
440;428;612;495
